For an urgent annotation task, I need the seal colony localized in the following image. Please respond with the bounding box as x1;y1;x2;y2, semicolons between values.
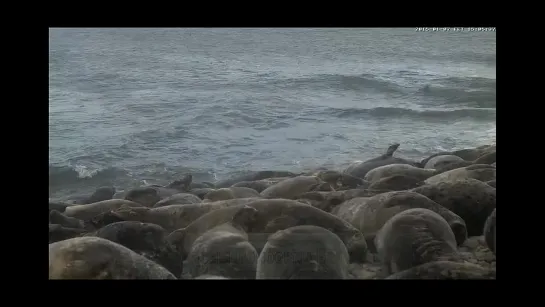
49;143;496;279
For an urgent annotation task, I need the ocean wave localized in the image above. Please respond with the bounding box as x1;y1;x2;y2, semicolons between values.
49;165;127;188
324;106;496;121
267;73;407;94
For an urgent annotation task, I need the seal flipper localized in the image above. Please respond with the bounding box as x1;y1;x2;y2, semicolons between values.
384;143;400;158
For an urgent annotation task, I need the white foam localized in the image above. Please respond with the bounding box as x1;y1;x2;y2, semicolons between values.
73;165;100;178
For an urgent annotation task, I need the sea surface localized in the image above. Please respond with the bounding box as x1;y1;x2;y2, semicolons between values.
49;28;496;199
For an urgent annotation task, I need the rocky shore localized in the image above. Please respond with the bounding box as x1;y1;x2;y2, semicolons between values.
49;143;496;279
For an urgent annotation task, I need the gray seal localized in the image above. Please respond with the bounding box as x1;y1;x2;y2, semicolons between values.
49;237;176;279
256;225;350;279
107;198;259;232
367;175;424;191
411;178;496;236
215;171;297;188
375;208;458;276
260;176;333;199
331;191;467;250
385;261;496;279
424;164;496;184
424;155;464;169
203;187;261;202
483;208;496;255
364;164;436;184
91;221;183;277
344;144;417;179
64;199;144;220
153;193;202;208
186;206;259;279
167;199;368;263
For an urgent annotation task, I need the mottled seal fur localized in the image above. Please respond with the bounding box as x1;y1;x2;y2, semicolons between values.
215;171;297;188
153;193;202;208
49;224;87;243
411;179;496;236
344;144;417;179
91;221;183;277
49;237;176;279
49;210;84;229
85;186;116;204
424;155;464;169
64;199;144;220
260;176;332;199
486;180;496;188
167;199;368;263
375;208;458;275
425;164;496;184
256;225;350;279
367;175;424;191
364;164;436;184
108;198;259;232
186;206;259;279
331;191;467;249
385;261;496;279
203;187;261;202
483;208;496;255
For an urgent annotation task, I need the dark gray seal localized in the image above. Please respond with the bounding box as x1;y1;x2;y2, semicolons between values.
331;191;467;249
124;187;162;207
375;208;458;275
215;171;297;188
108;198;259;232
91;221;183;278
49;210;84;229
49;201;72;213
411;178;496;236
167;199;368;263
256;225;350;279
203;187;261;202
344;143;417;179
84;186;116;204
186;206;259;279
49;237;176;279
49;224;87;243
385;261;496;279
483;208;496;255
153;193;202;208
